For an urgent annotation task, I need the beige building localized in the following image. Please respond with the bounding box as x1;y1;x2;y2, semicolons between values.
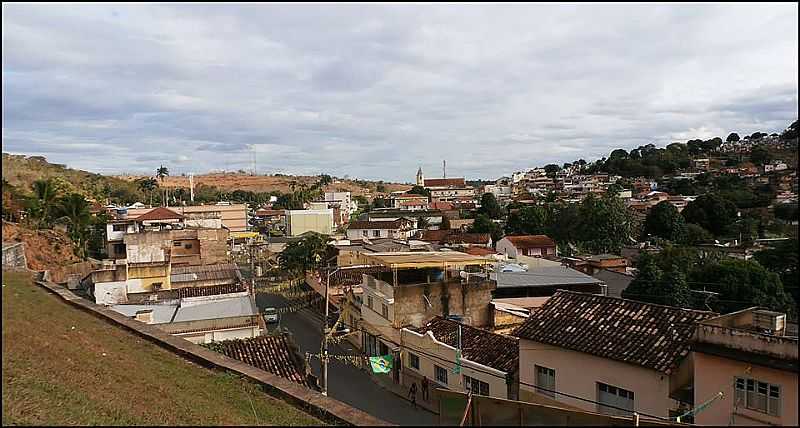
285;209;334;236
692;308;798;426
401;316;519;406
513;291;715;422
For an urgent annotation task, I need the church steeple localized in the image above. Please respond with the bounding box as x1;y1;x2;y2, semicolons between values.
416;166;424;186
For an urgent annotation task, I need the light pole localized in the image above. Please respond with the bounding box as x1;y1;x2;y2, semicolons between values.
320;265;341;396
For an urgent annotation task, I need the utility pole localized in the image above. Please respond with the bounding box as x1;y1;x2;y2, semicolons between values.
189;173;195;203
321;266;340;396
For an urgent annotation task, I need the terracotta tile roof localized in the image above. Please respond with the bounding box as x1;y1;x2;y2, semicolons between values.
213;335;311;387
461;247;497;256
347;220;409;230
430;201;455;211
400;200;428;207
419;229;453;243
424;178;466;188
171;263;242;283
134;207;184;222
441;232;491;245
255;209;285;217
512;290;715;374
415;316;518;374
502;235;556;249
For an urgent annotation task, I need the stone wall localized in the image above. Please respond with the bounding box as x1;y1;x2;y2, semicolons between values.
393;279;495;328
2;242;27;268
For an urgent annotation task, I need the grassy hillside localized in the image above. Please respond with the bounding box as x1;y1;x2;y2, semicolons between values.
1;271;324;426
2;153;142;203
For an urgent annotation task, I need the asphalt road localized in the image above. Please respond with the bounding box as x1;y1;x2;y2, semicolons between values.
256;292;436;426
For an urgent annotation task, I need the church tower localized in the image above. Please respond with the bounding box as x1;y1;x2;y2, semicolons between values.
416;166;424;186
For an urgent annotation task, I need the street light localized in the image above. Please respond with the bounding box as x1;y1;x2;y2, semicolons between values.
320;265;341;396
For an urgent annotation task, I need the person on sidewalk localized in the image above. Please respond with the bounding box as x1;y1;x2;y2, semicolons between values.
408;382;418;409
421;376;429;402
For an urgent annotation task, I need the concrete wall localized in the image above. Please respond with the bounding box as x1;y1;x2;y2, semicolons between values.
94;281;128;305
518;338;679;418
392;279;494;329
496;239;519;258
124;231;171;263
693;351;798;426
179;326;260;344
127;263;171;293
286;210;333;236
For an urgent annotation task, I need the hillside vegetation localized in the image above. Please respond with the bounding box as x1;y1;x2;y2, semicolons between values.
1;271;324;426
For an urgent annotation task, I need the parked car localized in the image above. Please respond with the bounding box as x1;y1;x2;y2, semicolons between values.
264;307;279;324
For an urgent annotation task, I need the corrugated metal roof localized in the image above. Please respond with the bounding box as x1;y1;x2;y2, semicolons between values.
491;266;602;288
110;304;178;324
172;295;258;322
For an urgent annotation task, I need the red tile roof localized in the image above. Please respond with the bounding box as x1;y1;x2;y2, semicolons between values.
430;201;455;211
134;207;184;222
213;335;311;387
415;317;518;374
442;232;491;245
424;178;466;188
461;247;497;256
502;235;556;249
512;290;715;374
255;209;285;217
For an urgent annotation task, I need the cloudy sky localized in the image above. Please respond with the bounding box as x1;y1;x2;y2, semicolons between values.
2;3;798;182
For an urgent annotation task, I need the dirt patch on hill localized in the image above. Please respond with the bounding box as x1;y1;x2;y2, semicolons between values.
114;174;411;196
2;221;80;271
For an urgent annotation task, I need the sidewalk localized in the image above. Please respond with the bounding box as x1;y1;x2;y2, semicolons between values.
366;370;439;415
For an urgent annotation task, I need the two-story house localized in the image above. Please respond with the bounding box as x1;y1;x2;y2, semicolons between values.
496;235;557;259
345;219;416;241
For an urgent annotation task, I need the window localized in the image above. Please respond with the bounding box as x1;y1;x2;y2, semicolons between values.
184;243;193;249
464;375;489;396
408;353;420;370
112;224;126;232
597;382;634;416
362;230;368;237
435;365;448;385
373;230;380;237
535;365;556;397
112;243;126;255
735;377;781;416
364;333;378;356
379;342;389;356
367;296;373;310
174;241;182;247
381;303;389;319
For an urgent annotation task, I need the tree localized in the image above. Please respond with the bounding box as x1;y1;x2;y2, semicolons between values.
136;177;159;207
755;239;799;304
682;193;738;236
780;119;798;141
53;193;92;259
576;194;633;254
27;179;59;228
750;132;767;140
416;216;430;230
156;165;170;205
371;197;388;209
543;164;560;178
726;132;740;142
478;193;503;219
643;201;688;243
690;259;795;317
773;203;798;222
407;185;431;197
505;205;549;236
277;232;331;274
749;145;771;166
470;214;503;244
684;223;714;245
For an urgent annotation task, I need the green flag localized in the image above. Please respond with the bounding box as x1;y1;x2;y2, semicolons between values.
369;354;393;374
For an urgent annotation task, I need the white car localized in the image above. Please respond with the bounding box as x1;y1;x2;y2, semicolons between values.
264;307;279;324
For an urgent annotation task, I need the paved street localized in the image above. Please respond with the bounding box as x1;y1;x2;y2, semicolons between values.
256;292;436;426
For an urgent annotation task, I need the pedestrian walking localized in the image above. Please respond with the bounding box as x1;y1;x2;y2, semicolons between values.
421;376;429;402
408;382;417;409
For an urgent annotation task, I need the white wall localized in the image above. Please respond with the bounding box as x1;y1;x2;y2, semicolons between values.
94;281;128;305
496;238;518;258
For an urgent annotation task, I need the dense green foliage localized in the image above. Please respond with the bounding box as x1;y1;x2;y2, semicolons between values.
642;201;687;243
277;232;332;274
477;193;503;219
469;214;503;243
682;193;739;236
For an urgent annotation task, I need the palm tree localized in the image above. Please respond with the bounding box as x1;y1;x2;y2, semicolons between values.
53;193;92;259
156;165;169;206
136;177;158;207
28;179;58;228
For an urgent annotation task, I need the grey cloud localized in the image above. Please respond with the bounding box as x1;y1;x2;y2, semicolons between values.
2;3;798;181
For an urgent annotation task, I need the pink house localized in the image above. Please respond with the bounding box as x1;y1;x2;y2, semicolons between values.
496;235;557;258
512;291;715;422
